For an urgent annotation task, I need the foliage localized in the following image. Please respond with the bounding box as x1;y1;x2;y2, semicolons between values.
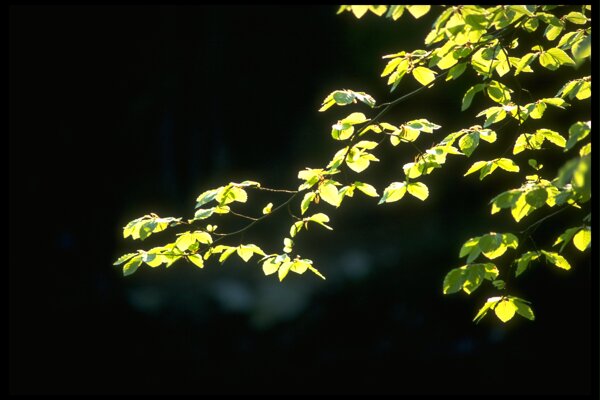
115;5;591;325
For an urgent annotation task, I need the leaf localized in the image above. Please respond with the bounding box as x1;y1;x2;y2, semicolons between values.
553;227;580;252
412;66;437;86
565;121;591;151
486;80;512;104
188;254;204;268
515;251;540;277
262;258;281;276
309;213;333;230
278;261;293;281
464;161;487;176
494;299;517;323
300;192;315;215
123;256;142;277
459;237;479;258
541;250;572;270
564;11;587;24
350;5;369;19
407;182;429;201
478;233;506;259
379;182;407;204
218;247;237;263
572;36;591;61
473;297;501;324
174;233;193;252
525;188;548;208
573;227;591;251
446;62;467;81
538;129;566;148
193;231;212;244
237;245;255;262
342;112;368;125
113;252;138;266
547;47;576;66
496;158;520;173
262;202;273;215
319;182;340;207
443;268;464;294
283;238;294;254
196;188;219;208
458;132;480;157
194;207;215;220
511;194;534;222
354;182;378;197
513;299;535;321
406;5;430;19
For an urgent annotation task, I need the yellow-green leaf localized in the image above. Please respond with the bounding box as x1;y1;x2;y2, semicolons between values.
407;182;429;201
494;299;517;323
188;254;204;268
573;227;591;251
412;66;437;86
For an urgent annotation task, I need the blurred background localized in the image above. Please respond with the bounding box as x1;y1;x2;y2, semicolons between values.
10;5;593;394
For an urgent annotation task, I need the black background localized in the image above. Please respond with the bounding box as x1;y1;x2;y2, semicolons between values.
9;5;594;394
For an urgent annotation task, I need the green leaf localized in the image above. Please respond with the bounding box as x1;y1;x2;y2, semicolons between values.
301;192;315;215
196;188;219;208
218;247;237;263
494;299;517;323
464;161;487;176
539;51;559;70
513;299;535;321
175;233;195;251
515;251;541;277
342;112;368;125
188;254;204;268
473;297;500;324
379;182;407;204
194;207;215;220
541;250;572;270
407;182;429;201
443;268;464;294
123;256;142;276
236;245;254;262
262;202;273;215
459;237;479;258
458;132;480;157
354;182;378;197
553;227;580;252
496;158;520;173
319;181;340;207
486;80;512;104
547;47;576;66
278;261;293;281
309;213;333;230
113;252;138;266
511;194;534;222
573;227;591;251
412;66;437;86
525;188;548;208
350;5;369;19
461;84;485;111
538;128;566;148
307;264;326;280
446;62;467;81
564;11;588;24
406;5;430;19
478;233;505;259
262;257;280;275
572;36;591;61
565;121;591;151
283;238;294;254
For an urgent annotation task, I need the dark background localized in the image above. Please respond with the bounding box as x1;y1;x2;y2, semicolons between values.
9;5;594;395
